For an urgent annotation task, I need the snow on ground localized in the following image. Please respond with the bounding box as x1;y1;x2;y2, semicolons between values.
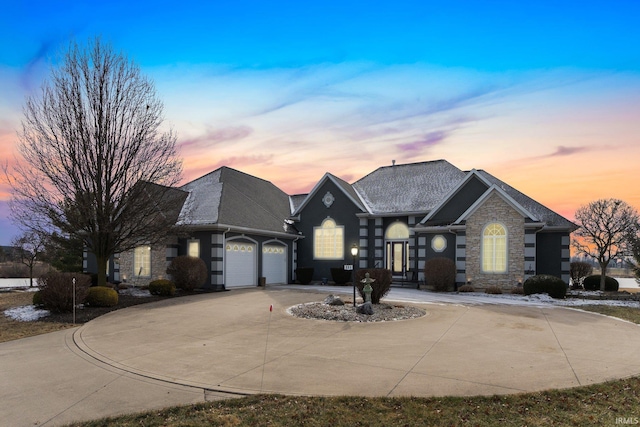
119;287;152;298
4;305;50;321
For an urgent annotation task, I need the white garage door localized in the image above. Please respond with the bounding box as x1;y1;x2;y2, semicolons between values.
225;242;256;288
262;245;287;284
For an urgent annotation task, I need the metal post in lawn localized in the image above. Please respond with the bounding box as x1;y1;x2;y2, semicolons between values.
72;277;76;325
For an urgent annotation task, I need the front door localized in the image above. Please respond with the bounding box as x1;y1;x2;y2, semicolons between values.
386;241;409;279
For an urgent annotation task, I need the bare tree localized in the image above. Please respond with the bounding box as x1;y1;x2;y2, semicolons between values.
572;199;640;291
11;230;48;287
6;38;182;287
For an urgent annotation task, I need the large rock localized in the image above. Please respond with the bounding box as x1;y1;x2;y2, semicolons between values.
324;295;345;306
356;302;374;315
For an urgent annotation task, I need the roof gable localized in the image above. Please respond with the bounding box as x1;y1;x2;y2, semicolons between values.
454;185;539;224
293;173;365;216
475;170;578;230
420;169;492;224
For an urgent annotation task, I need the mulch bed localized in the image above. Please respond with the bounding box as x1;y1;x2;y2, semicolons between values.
40;293;167;324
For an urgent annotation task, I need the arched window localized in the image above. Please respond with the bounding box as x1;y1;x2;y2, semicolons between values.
385;222;409;240
482;223;507;273
313;218;344;259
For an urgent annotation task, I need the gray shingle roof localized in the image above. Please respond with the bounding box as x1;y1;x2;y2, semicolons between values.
289;194;308;214
177;167;291;233
476;170;577;229
352;160;466;214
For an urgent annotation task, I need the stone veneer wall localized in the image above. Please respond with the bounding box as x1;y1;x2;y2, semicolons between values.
465;193;524;289
119;238;177;286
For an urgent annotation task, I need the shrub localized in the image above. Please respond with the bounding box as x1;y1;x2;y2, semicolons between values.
570;262;593;289
37;272;91;313
330;267;352;285
523;274;567;299
457;284;475;293
32;290;44;306
85;286;119;307
583;275;619;292
149;279;175;296
511;286;525;295
295;267;314;285
485;285;503;294
166;256;207;291
355;269;392;304
424;257;456;292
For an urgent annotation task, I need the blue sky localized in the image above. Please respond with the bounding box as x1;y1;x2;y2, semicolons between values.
1;0;639;245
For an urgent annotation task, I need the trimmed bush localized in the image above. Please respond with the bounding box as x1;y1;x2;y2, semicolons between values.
355;269;392;304
485;285;503;294
37;272;91;313
570;262;593;289
511;286;525;295
330;268;352;285
523;274;567;299
85;286;119;307
457;284;475;293
583;275;619;292
166;256;207;291
295;267;314;285
424;257;456;292
149;279;175;296
32;290;44;306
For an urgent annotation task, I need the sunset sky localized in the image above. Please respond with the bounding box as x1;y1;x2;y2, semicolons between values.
1;0;639;245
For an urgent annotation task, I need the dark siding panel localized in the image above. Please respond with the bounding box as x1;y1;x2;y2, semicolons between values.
536;232;563;278
430;177;488;223
296;180;361;281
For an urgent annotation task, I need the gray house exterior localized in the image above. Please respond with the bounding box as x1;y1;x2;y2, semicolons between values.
90;159;576;290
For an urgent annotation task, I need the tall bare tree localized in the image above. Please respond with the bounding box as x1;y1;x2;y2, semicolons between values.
11;230;48;287
7;38;182;287
572;198;640;291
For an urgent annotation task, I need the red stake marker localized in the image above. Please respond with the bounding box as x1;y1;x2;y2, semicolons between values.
270;304;273;312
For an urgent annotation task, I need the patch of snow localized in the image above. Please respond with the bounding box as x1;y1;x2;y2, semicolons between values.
4;305;50;321
119;287;152;298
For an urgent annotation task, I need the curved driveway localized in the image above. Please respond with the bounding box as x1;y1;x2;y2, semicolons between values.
74;286;640;398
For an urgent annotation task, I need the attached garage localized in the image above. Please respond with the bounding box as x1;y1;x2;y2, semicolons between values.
262;244;287;284
225;242;256;287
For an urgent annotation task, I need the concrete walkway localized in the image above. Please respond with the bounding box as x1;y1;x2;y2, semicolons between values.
4;286;640;426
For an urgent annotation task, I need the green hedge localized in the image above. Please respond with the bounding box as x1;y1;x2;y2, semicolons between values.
523;274;566;299
149;279;176;296
85;286;119;307
583;275;619;292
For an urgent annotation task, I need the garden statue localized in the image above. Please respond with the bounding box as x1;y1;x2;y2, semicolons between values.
361;272;375;303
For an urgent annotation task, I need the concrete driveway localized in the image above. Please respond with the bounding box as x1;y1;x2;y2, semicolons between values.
3;286;640;426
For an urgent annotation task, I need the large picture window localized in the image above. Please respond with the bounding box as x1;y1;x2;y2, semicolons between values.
482;223;507;273
134;245;151;277
314;218;344;259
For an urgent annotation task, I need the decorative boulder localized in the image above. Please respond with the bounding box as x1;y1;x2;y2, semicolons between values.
323;294;345;306
356;302;374;315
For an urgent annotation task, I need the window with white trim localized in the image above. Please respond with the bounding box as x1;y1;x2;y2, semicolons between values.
482;223;507;273
134;245;151;277
313;218;344;259
187;240;200;257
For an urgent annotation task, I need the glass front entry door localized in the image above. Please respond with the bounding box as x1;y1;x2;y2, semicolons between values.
386;241;409;279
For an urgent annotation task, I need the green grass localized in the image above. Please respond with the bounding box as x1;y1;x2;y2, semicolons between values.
68;305;640;427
